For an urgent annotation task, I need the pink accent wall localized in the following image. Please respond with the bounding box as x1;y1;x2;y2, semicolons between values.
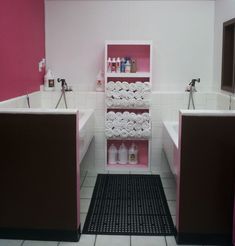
0;0;45;101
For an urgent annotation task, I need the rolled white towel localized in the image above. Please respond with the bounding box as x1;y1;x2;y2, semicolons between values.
112;90;121;99
144;81;151;89
142;91;150;100
120;129;129;138
142;112;150;121
105;129;114;138
106;111;116;120
114;99;121;107
107;81;115;91
142;129;151;138
129;112;137;121
134;91;142;99
143;100;150;107
129;83;136;92
135;114;144;124
113;128;121;137
134;123;142;131
129;130;136;138
122;81;129;91
127;91;135;99
135;81;144;91
116;112;123;119
122;111;130;120
106;90;112;98
113;119;121;129
106;98;113;107
126;121;134;131
115;81;122;91
136;98;144;107
120;119;128;128
105;120;113;129
142;121;151;130
121;99;129;107
129;98;136;107
136;130;142;138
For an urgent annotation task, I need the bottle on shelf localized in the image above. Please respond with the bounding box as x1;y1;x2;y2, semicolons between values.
125;59;131;73
128;143;138;164
120;58;125;73
107;57;112;72
116;57;121;73
131;59;137;73
108;144;118;164
44;68;55;91
111;58;116;72
118;143;128;165
96;70;104;92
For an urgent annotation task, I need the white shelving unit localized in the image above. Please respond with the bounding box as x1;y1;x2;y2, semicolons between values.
104;40;152;171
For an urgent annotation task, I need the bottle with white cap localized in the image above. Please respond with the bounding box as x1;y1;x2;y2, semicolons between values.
116;57;121;73
108;144;118;164
118;143;128;164
128;143;138;164
107;57;112;72
44;69;55;91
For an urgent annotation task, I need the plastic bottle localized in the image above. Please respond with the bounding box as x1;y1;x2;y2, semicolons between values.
118;143;128;164
96;70;104;92
107;57;112;73
108;144;118;164
116;57;121;73
44;69;55;91
120;58;125;73
128;143;138;164
111;58;116;72
125;60;131;73
131;59;137;73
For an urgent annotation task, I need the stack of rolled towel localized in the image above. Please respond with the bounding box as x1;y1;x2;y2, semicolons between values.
106;81;151;108
105;111;151;138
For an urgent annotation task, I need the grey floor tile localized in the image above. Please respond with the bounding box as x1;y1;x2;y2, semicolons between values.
80;213;87;230
108;170;130;174
165;236;203;246
23;241;58;246
161;178;176;188
0;239;23;246
80;187;94;199
59;235;95;246
167;201;176;216
164;188;176;201
80;176;85;187
96;235;130;246
131;236;166;246
86;170;107;177
80;170;87;177
80;199;91;213
82;177;97;187
130;171;151;175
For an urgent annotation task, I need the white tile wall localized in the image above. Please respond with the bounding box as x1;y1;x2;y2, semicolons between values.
1;90;234;173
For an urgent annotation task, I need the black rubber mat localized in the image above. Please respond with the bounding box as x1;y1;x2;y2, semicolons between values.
82;174;175;236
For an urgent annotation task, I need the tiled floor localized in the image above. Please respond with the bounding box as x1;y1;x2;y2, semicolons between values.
0;170;203;246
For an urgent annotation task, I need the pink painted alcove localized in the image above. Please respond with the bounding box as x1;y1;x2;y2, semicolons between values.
0;0;45;101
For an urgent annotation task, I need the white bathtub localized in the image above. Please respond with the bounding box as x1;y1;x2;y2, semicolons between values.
163;121;179;176
79;109;94;164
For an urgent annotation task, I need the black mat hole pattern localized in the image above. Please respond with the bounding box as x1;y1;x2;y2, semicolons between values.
82;174;176;236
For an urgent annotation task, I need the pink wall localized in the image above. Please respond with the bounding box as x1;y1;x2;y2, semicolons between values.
0;0;45;101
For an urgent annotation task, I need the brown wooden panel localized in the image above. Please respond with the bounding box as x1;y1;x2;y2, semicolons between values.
0;114;77;230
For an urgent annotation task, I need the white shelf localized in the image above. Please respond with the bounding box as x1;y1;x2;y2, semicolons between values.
105;40;152;45
106;72;150;78
106;137;150;141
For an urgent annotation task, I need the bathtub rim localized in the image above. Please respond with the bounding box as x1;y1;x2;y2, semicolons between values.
163;121;179;148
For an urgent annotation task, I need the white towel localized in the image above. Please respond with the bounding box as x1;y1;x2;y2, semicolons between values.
120;119;128;128
136;98;144;107
134;91;142;99
127;91;135;99
106;98;113;107
134;123;142;131
116;112;123;119
115;81;122;91
126;121;134;131
105;129;113;138
129;112;137;121
129;83;136;92
142;121;151;130
105;120;113;129
113;128;120;137
120;98;129;107
106;90;112;98
136;130;142;138
143;100;150;107
112;90;120;99
122;81;129;91
142;112;150;121
120;129;128;138
129;98;136;107
107;81;115;91
129;130;136;138
135;114;144;124
122;111;130;120
135;81;144;91
106;111;116;120
142;129;151;138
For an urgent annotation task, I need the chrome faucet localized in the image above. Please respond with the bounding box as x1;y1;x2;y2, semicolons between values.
185;78;200;109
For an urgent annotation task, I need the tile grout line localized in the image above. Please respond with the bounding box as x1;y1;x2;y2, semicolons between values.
20;240;25;246
164;236;168;246
130;235;131;246
94;234;97;246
